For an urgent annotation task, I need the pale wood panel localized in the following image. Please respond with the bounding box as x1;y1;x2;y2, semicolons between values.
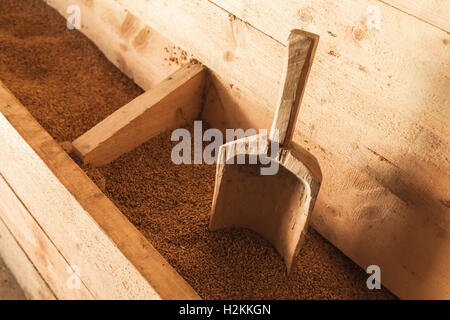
381;0;450;32
206;0;450;224
111;0;450;298
73;63;206;166
0;174;93;299
207;0;449;135
0;82;200;300
0;217;56;300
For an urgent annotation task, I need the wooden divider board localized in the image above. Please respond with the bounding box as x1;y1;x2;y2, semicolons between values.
0;82;200;300
73;63;206;166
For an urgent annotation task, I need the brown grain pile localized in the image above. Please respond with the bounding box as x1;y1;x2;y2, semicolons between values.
0;0;143;141
0;0;395;299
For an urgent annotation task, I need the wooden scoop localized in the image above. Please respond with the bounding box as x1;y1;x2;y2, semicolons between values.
209;30;322;273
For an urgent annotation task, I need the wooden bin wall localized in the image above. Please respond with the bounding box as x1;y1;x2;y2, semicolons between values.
0;0;448;299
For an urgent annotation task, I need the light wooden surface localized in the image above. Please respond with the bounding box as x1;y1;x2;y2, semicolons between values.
73;63;206;166
0;82;200;300
0;255;26;300
381;0;450;32
270;31;319;148
0;216;56;300
0;174;93;299
44;0;450;298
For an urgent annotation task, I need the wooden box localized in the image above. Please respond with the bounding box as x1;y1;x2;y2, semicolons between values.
0;0;449;299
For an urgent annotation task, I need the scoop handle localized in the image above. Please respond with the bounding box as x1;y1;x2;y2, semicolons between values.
269;30;319;149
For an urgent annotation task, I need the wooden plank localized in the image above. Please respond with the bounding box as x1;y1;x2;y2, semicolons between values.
0;82;200;299
381;0;450;32
109;0;450;299
73;63;206;166
44;0;182;90
0;174;93;299
0;217;56;300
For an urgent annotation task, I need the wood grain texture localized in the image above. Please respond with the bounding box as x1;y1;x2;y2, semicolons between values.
0;216;56;300
0;174;93;299
73;63;206;166
107;0;450;299
42;0;450;298
0;82;200;300
381;0;450;32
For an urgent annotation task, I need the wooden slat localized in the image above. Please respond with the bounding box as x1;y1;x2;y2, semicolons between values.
381;0;450;32
73;63;206;166
0;82;200;300
0;217;56;300
0;174;93;299
108;0;450;299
